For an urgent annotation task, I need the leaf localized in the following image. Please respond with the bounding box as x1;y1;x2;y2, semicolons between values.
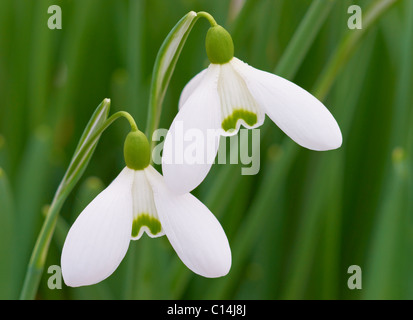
74;99;111;156
14;126;52;292
19;98;111;300
146;11;198;137
56;98;110;197
0;168;15;299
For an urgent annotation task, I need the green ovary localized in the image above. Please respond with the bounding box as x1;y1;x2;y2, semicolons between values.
131;213;162;237
222;109;258;132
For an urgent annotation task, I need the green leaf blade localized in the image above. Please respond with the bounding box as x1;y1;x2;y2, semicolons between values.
57;98;111;198
19;98;112;300
146;11;198;137
0;168;15;299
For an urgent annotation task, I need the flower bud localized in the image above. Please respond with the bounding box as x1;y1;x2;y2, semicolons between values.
205;25;234;64
124;130;150;170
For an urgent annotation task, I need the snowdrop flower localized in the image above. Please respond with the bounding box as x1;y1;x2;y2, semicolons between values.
162;22;342;194
61;130;231;287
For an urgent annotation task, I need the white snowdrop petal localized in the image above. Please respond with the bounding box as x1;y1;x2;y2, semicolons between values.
231;58;342;151
131;170;164;240
145;166;231;278
61;167;134;287
178;69;207;110
162;64;222;194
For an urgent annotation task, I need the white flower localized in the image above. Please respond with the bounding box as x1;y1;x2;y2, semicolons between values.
162;56;342;194
61;132;231;287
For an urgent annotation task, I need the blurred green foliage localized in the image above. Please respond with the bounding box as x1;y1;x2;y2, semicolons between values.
0;0;412;300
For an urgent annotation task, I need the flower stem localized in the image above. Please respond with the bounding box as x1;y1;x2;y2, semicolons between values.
113;111;139;132
196;11;218;27
19;110;138;300
144;10;217;141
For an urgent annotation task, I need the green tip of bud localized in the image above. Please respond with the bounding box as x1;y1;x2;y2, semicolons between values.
124;130;150;170
205;25;234;64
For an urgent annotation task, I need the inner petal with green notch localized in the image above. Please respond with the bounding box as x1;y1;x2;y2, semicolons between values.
218;62;261;134
131;170;164;240
222;109;258;132
132;213;162;238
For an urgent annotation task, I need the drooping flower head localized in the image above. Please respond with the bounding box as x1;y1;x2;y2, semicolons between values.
61;129;231;287
162;15;342;194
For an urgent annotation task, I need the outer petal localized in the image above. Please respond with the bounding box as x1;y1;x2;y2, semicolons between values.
61;167;134;287
145;166;231;278
178;68;207;110
162;64;222;194
231;58;342;150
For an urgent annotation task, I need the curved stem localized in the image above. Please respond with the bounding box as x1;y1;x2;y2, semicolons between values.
196;11;218;27
114;111;138;132
145;10;216;140
54;111;137;199
19;110;138;300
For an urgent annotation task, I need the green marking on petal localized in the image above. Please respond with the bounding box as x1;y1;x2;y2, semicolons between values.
131;213;162;237
222;109;258;132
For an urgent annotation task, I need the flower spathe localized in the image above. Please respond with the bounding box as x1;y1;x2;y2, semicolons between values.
162;56;342;194
61;164;231;287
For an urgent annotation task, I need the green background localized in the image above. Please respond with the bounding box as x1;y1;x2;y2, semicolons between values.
1;0;412;299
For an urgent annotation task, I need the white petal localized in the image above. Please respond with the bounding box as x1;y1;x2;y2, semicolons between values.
231;58;342;150
162;64;222;194
218;60;264;135
178;69;207;110
145;166;231;278
131;170;165;240
61;167;134;287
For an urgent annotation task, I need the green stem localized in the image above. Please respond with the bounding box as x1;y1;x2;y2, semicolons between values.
196;11;218;27
19;111;137;300
55;111;137;197
114;111;139;132
143;10;223;142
